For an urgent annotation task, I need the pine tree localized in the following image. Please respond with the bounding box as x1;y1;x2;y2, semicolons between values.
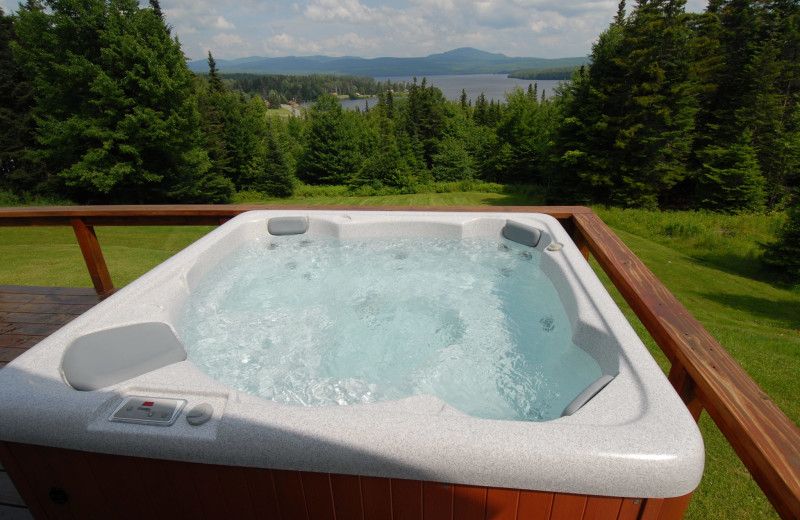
0;8;46;193
549;21;627;204
473;92;490;126
762;200;800;283
431;136;474;182
148;0;170;34
690;0;776;211
610;0;697;208
695;131;765;211
196;80;232;184
752;0;800;208
615;0;627;24
493;87;555;184
207;51;225;94
459;89;469;112
247;119;294;197
353;90;416;190
14;0;214;202
149;0;162;18
401;77;446;170
296;94;362;185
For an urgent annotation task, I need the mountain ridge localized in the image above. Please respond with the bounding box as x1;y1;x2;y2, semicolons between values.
188;47;587;76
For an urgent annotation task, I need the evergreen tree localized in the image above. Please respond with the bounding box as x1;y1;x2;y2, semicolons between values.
14;0;214;203
296;94;362;185
431;136;474;182
459;89;469;112
0;8;46;193
615;0;627;24
526;83;537;103
354;90;416;190
690;0;800;211
196;78;232;186
549;24;626;204
493;87;555;184
473;92;490;126
385;88;395;116
752;0;800;208
266;89;282;109
149;0;163;20
207;51;225;93
246;119;294;197
611;0;697;208
762;200;800;283
221;92;267;188
401;77;446;170
695;131;765;211
148;0;170;34
684;8;726;201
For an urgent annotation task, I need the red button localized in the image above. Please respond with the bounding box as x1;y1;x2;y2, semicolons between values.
142;401;154;407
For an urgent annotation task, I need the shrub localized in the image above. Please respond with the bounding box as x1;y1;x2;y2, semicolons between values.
762;203;800;284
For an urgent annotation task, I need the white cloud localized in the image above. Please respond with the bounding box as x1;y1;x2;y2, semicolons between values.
213;33;245;46
322;32;374;51
304;0;381;23
205;32;253;57
203;15;236;30
527;11;569;34
267;33;297;51
413;0;455;9
174;24;199;35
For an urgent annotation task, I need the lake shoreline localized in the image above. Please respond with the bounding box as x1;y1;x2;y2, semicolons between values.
302;74;565;110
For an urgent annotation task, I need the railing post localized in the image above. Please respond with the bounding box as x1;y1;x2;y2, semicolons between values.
668;364;704;422
560;216;591;260
70;218;115;297
572;229;591;260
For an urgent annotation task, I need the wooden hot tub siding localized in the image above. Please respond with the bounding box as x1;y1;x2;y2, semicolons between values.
0;442;691;520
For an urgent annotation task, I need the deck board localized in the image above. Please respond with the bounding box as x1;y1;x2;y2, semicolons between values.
0;285;101;370
0;471;25;508
0;285;101;515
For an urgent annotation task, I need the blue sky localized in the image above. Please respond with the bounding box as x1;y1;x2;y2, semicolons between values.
1;0;709;62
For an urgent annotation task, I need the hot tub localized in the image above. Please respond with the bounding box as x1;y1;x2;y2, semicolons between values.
0;210;704;519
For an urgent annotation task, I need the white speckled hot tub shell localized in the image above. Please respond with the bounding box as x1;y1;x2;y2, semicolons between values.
0;211;704;498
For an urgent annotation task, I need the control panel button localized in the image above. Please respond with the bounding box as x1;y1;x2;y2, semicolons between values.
185;403;214;426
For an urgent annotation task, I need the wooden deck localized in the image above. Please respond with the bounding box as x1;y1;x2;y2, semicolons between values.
0;285;101;518
0;205;798;520
0;286;102;370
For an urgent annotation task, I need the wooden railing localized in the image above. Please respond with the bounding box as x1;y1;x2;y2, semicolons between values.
1;205;799;519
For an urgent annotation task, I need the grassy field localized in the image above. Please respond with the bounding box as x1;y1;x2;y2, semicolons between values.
591;207;798;520
1;192;798;519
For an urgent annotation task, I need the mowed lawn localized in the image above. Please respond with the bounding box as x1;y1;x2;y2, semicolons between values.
1;193;798;520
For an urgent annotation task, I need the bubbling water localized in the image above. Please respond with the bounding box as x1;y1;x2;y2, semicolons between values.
178;235;602;421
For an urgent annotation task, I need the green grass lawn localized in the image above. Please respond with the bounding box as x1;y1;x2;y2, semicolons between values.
589;208;799;520
1;193;797;519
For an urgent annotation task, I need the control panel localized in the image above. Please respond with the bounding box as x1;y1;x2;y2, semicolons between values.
109;396;186;426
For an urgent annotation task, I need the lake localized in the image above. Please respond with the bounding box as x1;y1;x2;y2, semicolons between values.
319;74;565;111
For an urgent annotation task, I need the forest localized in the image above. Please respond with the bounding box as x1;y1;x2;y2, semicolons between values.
222;73;412;107
0;0;798;279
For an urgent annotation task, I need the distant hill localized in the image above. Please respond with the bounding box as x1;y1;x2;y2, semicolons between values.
188;47;587;76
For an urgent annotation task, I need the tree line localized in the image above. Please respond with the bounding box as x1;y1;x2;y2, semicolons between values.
0;0;798;278
551;0;800;214
222;73;410;107
548;0;800;279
